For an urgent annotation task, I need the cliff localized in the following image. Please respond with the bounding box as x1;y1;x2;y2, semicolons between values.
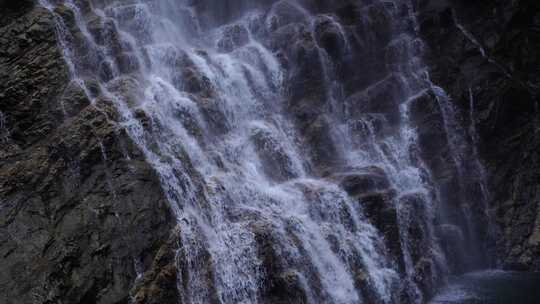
1;0;539;303
418;0;540;270
0;3;178;303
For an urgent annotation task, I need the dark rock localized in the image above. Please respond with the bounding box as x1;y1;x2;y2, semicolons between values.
334;166;391;197
217;24;250;53
398;192;442;297
408;89;467;235
285;27;327;110
358;189;404;269
54;4;76;28
266;1;308;31
413;257;438;300
3;1;539;303
134;108;153;131
0;6;176;304
400;193;429;254
116;52;141;74
59;80;92;117
313;14;347;59
264;270;309;304
250;124;299;182
0;0;35;24
0;0;33;10
180;67;213;96
131;228;181;304
344;74;403;126
250;221;310;304
437;224;467;272
331;165;408;270
302;115;342;175
193;96;230;136
107;4;153;45
408;89;447;157
189;0;274;28
418;0;540;271
106;75;145;107
0;7;66;148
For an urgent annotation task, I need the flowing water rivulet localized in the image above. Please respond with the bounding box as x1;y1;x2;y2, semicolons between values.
37;0;494;303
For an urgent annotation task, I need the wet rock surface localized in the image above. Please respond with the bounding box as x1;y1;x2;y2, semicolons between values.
418;0;540;271
0;5;175;304
2;0;539;303
0;1;433;303
131;228;181;304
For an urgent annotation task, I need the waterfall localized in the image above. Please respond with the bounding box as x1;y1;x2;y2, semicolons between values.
38;0;493;302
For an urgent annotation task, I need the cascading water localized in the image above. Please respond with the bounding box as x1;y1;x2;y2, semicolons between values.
38;0;493;303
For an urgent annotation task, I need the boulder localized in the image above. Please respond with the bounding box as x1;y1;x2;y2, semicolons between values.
302;115;343;175
179;67;213;96
313;14;347;59
250;221;310;304
358;189;404;269
217;24;250;53
334;166;391;197
399;192;430;265
250;124;299;182
116;51;141;74
408;89;448;163
266;1;308;31
344;74;403;126
54;4;76;28
192;96;230;136
265;270;310;304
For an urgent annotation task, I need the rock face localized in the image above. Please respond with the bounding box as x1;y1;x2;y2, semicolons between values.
418;0;540;270
0;1;440;303
2;0;539;303
0;4;176;304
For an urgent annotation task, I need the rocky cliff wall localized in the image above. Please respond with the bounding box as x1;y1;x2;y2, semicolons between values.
1;0;539;303
418;0;540;270
0;3;178;303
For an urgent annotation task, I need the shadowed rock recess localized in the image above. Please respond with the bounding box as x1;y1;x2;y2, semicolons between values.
418;0;540;271
0;0;538;303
